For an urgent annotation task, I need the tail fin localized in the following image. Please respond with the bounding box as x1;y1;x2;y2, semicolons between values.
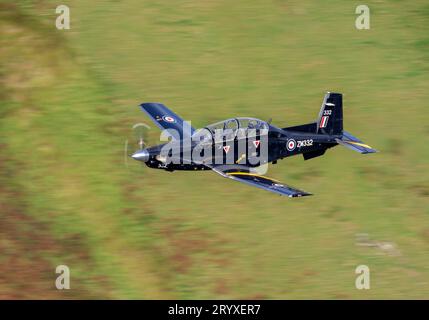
317;92;343;135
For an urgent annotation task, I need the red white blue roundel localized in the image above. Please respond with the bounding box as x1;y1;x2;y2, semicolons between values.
287;139;296;151
162;115;176;123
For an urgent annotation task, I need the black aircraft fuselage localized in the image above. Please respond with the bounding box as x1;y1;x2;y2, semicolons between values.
141;122;337;172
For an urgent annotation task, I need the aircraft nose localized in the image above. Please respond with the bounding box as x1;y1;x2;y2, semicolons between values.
131;149;150;162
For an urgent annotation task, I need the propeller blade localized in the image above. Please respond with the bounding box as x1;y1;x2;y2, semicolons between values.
124;122;152;169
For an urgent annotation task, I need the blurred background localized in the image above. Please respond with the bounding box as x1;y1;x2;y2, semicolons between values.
0;0;428;299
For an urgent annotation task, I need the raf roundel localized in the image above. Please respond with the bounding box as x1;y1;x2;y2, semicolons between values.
162;115;176;123
287;139;296;151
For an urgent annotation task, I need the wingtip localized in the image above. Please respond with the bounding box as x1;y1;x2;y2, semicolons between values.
289;192;313;198
140;102;164;108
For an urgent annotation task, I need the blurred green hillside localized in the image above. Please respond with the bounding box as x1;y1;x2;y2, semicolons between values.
0;0;428;298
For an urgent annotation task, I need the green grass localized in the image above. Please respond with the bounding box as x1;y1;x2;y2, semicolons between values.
1;0;428;298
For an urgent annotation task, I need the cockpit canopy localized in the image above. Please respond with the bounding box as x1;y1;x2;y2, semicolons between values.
205;118;268;132
193;117;269;144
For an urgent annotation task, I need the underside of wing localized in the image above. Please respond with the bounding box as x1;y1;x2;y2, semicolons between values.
211;166;312;198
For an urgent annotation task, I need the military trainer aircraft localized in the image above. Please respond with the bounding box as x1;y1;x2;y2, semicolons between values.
130;92;376;197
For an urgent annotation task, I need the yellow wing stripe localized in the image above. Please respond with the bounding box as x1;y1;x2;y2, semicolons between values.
226;172;281;184
346;141;373;149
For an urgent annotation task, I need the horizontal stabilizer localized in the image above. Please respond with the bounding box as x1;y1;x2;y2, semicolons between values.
342;130;363;143
336;131;377;154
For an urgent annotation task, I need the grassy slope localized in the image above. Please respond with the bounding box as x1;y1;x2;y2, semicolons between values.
1;3;168;298
1;0;428;298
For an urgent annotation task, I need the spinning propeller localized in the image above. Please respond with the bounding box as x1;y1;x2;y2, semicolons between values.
124;122;151;168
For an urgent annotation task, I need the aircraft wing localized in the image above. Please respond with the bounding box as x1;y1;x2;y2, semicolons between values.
140;103;195;140
211;166;312;198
